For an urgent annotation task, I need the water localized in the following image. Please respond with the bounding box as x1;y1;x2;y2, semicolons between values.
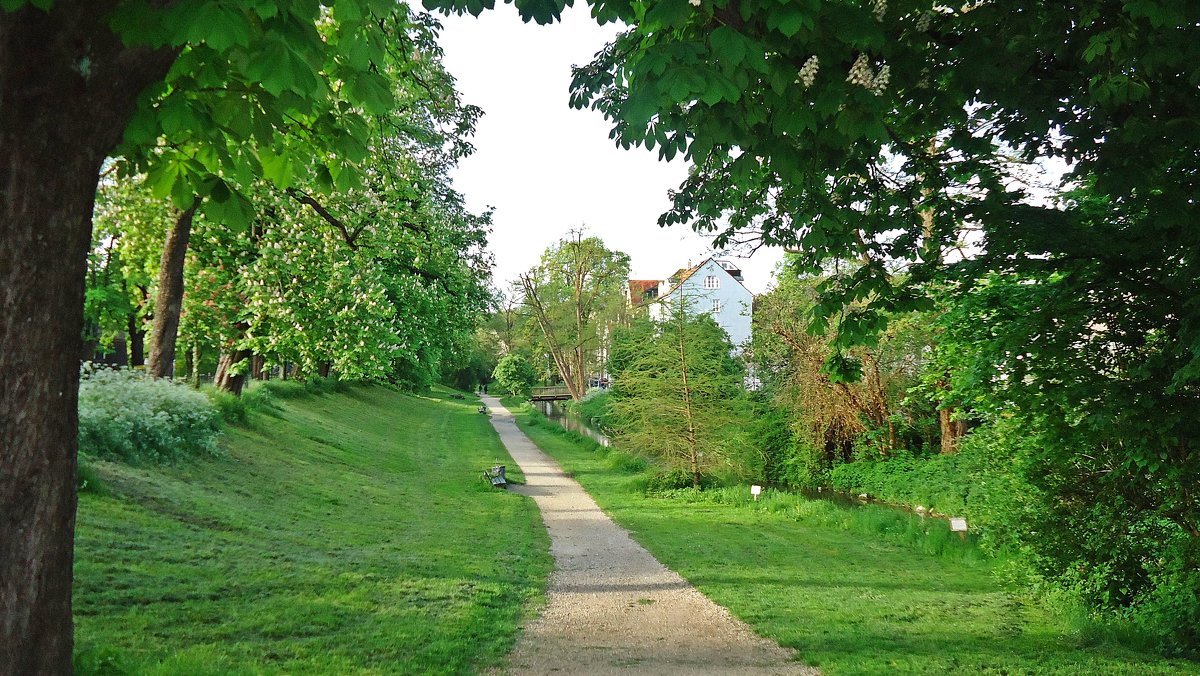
535;400;611;447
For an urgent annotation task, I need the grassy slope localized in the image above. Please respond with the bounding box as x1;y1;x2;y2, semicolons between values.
501;398;1199;676
74;386;551;675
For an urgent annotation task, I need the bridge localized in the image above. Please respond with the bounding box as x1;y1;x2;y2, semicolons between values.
530;385;572;401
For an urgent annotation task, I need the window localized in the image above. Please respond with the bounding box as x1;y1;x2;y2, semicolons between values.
703;275;720;289
711;299;723;313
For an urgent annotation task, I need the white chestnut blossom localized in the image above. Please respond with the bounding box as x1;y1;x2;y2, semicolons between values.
872;64;891;95
846;53;874;88
798;55;819;88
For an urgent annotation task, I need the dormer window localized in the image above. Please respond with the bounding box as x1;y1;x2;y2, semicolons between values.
703;275;720;289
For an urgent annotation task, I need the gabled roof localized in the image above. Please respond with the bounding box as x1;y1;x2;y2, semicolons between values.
662;257;754;298
627;279;660;306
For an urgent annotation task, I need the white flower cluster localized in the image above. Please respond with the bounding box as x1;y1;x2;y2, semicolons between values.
847;54;891;95
798;55;819;88
873;64;891;94
846;53;874;87
872;0;887;21
689;0;701;6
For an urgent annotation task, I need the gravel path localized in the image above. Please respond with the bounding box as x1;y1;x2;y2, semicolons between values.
482;396;815;675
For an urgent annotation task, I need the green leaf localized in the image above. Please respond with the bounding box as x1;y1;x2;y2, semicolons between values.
202;184;254;231
513;0;569;25
644;0;692;29
767;5;813;39
349;71;395;115
710;26;747;66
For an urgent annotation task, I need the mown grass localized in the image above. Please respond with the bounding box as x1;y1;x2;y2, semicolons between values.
73;385;551;675
501;397;1200;675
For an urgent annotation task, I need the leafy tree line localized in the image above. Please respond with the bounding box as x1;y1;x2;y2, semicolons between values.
1;1;491;669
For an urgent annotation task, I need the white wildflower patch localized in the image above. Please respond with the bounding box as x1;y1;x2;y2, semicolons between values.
78;364;222;464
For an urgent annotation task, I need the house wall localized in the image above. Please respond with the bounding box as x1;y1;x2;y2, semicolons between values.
654;260;753;348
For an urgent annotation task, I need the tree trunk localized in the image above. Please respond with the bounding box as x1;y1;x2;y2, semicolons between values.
147;203;198;378
127;288;147;367
111;331;129;367
0;4;176;671
214;348;252;396
251;354;266;380
190;343;201;387
939;407;961;454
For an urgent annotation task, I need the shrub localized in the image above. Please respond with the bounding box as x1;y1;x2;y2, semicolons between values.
76;457;107;495
204;383;278;424
572;389;614;430
78;365;221;464
605;450;648;473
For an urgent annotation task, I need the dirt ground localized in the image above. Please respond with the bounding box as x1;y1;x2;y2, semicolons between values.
482;397;816;675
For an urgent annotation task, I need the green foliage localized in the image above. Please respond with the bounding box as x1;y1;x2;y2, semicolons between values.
76;458;108;497
607;303;753;487
505;398;1192;673
518;231;631;399
202;383;279;424
492;354;537;396
77;365;221;464
73;385;551;673
571;387;613;430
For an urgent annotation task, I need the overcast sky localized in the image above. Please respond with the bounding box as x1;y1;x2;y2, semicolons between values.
435;5;784;295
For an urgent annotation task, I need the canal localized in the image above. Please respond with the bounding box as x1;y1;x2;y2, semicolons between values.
534;400;611;447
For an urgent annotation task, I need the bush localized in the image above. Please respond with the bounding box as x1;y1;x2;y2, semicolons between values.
76;457;107;495
204;383;278;424
644;468;721;492
78;365;221;464
572;389;614;430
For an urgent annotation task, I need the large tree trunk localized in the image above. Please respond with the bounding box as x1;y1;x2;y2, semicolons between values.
147;203;198;378
214;348;252;395
0;5;176;672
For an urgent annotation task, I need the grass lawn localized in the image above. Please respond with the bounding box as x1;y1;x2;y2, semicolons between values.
73;385;551;675
501;397;1200;676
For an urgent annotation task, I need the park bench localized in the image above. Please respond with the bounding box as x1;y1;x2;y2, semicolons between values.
484;464;507;488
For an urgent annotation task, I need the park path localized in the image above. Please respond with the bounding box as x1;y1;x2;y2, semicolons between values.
481;396;815;675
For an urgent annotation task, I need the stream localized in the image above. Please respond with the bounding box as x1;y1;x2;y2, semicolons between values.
535;400;611;447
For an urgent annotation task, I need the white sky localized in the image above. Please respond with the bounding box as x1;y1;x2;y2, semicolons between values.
435;5;784;295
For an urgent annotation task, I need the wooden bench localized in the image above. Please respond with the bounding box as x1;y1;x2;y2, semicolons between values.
484;465;507;488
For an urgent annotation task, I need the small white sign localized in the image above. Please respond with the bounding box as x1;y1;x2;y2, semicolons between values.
751;485;762;500
950;518;969;532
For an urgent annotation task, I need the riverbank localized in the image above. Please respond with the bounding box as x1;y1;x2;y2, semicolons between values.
502;397;1199;675
73;385;551;674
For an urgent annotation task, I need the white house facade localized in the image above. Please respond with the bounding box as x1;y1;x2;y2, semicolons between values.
628;258;754;348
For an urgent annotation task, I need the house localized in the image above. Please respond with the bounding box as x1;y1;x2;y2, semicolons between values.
626;258;754;348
